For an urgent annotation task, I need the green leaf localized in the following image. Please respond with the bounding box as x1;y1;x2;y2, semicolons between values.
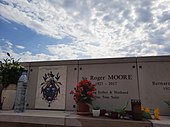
122;100;129;110
142;112;152;119
0;53;25;86
93;106;100;110
165;101;170;107
7;52;10;57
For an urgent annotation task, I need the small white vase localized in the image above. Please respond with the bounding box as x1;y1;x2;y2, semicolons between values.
92;109;100;117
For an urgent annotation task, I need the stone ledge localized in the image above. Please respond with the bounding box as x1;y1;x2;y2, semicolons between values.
66;113;151;127
150;116;170;127
0;110;65;125
0;110;152;127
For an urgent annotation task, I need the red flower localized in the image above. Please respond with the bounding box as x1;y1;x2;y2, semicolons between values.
81;79;91;86
92;84;96;87
87;91;93;96
70;78;96;104
75;92;80;96
93;87;97;91
77;83;81;87
78;88;82;93
70;90;74;94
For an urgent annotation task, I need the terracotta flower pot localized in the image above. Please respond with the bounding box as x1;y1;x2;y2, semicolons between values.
77;103;90;112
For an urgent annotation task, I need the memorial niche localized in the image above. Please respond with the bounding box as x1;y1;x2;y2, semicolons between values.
40;72;61;107
78;62;139;113
35;66;67;110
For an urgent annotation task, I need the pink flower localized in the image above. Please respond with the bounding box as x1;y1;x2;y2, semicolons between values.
70;90;74;94
77;83;81;87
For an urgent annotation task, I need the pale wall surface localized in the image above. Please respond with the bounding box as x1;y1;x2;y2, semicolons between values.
137;56;170;115
19;56;170;115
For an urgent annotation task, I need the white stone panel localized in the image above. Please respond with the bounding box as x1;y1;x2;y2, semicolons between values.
35;66;67;110
138;59;170;115
78;59;139;110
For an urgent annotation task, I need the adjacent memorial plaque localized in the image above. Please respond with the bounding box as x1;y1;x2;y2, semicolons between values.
138;58;170;115
78;59;139;110
35;66;67;109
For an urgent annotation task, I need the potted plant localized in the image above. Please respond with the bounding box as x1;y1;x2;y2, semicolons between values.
0;53;25;109
92;106;100;117
115;101;129;119
70;77;96;114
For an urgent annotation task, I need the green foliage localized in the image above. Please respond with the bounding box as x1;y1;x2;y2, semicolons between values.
0;53;25;88
115;101;129;118
165;101;170;108
93;106;100;110
142;111;152;119
115;108;126;117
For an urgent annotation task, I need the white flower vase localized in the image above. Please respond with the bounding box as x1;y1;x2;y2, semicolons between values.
2;84;17;110
92;109;100;117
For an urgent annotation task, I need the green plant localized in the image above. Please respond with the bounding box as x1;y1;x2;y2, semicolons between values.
165;101;170;108
0;53;25;87
0;53;25;109
141;107;152;119
115;101;129;118
142;111;152;119
93;106;100;110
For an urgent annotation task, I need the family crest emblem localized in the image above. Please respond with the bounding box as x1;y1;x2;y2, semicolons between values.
40;71;62;107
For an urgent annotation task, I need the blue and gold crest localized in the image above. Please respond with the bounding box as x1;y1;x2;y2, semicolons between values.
40;71;62;107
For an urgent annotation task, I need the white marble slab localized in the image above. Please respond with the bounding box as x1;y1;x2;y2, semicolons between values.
35;66;67;110
78;59;139;110
137;58;170;115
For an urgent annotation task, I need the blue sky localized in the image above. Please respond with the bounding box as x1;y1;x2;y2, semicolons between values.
0;0;170;62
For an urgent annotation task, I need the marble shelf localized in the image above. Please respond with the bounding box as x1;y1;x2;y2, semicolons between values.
0;110;168;127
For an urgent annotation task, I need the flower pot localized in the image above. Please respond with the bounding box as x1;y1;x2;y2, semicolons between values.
92;109;100;117
111;111;118;119
100;109;106;116
77;103;90;112
1;84;17;110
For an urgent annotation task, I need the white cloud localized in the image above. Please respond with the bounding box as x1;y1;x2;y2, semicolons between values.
0;0;170;61
15;45;25;49
0;47;59;62
5;40;13;49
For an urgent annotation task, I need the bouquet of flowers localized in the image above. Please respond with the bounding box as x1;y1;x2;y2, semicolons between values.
70;78;96;105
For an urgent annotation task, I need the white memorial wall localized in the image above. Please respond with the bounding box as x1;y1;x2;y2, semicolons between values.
26;56;170;115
